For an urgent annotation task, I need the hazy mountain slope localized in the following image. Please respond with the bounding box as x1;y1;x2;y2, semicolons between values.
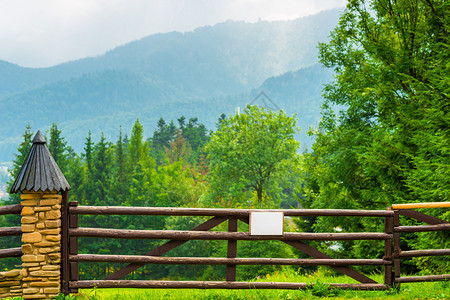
0;9;341;161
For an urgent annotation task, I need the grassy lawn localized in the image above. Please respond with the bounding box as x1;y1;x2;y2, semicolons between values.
64;271;449;299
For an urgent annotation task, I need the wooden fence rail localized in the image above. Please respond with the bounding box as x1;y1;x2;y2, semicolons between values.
0;204;22;260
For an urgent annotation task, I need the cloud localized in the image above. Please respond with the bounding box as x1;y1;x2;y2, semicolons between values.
0;0;345;67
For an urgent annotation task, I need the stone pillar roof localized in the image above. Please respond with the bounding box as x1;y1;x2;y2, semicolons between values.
10;130;71;194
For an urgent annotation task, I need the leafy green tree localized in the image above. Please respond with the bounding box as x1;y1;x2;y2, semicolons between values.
302;0;449;272
206;105;299;206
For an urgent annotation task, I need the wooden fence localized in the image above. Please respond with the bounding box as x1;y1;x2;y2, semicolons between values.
63;203;395;294
1;201;449;296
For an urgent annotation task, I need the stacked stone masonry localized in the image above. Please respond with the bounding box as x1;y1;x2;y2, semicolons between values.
19;191;62;300
0;269;24;299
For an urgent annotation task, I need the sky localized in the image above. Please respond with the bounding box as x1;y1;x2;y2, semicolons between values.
0;0;346;68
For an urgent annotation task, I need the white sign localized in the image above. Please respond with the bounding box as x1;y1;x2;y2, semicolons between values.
250;211;284;235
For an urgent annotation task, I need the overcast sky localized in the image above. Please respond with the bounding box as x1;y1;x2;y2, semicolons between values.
0;0;346;68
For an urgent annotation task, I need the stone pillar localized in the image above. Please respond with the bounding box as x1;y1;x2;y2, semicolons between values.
20;191;62;300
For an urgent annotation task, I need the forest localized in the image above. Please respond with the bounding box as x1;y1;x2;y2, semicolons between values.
1;0;449;282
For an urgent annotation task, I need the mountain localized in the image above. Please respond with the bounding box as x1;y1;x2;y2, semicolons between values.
0;9;341;161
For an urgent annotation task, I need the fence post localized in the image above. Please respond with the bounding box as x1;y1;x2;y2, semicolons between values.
9;130;71;299
69;201;79;294
393;210;401;288
384;208;393;287
226;218;238;282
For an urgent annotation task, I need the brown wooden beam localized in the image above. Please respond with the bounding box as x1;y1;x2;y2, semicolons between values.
226;218;237;282
71;280;389;290
395;224;450;232
395;274;450;283
71;254;390;266
0;247;22;258
398;209;448;225
0;227;21;237
61;190;69;295
399;249;450;258
71;206;393;217
0;204;21;216
104;216;228;280
70;228;391;241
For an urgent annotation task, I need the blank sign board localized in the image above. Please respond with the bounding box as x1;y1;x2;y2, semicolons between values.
250;212;284;235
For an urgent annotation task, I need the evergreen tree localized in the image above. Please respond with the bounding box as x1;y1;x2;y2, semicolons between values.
48;123;69;173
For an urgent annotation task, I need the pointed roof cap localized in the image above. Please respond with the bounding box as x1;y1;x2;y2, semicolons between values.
10;130;71;194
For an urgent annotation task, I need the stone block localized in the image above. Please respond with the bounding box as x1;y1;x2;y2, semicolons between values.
52;204;61;210
21;200;39;206
45;220;61;228
46;235;61;242
23;287;40;294
40;229;60;235
35;241;59;247
41;265;59;271
22;232;42;243
36;223;46;229
4;270;21;277
48;253;61;260
28;267;41;272
22;244;33;254
0;281;21;287
46;210;61;220
30;281;59;287
29;270;60;277
21;224;36;232
42;194;61;199
22;216;39;224
44;287;60;294
39;212;45;219
22;262;39;268
34;207;51;212
21;193;43;200
0;287;9;293
40;199;59;206
22;254;46;262
39;247;60;254
21;206;35;216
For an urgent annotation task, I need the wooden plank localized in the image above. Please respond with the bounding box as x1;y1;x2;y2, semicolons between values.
399;249;450;258
392;202;450;210
396;274;450;283
71;280;389;290
70;228;391;241
0;247;22;258
393;210;400;288
384;215;393;286
399;209;448;225
226;218;237;282
71;254;390;266
104;216;228;280
61;190;69;295
0;204;22;216
0;227;21;237
71;206;394;217
285;241;378;284
395;224;450;232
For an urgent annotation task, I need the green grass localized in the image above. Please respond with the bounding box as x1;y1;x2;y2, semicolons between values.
60;270;449;300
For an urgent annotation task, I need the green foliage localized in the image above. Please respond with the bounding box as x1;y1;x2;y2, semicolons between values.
206;105;300;206
303;0;450;273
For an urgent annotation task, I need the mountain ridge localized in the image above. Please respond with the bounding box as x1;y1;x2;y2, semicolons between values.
0;9;341;161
